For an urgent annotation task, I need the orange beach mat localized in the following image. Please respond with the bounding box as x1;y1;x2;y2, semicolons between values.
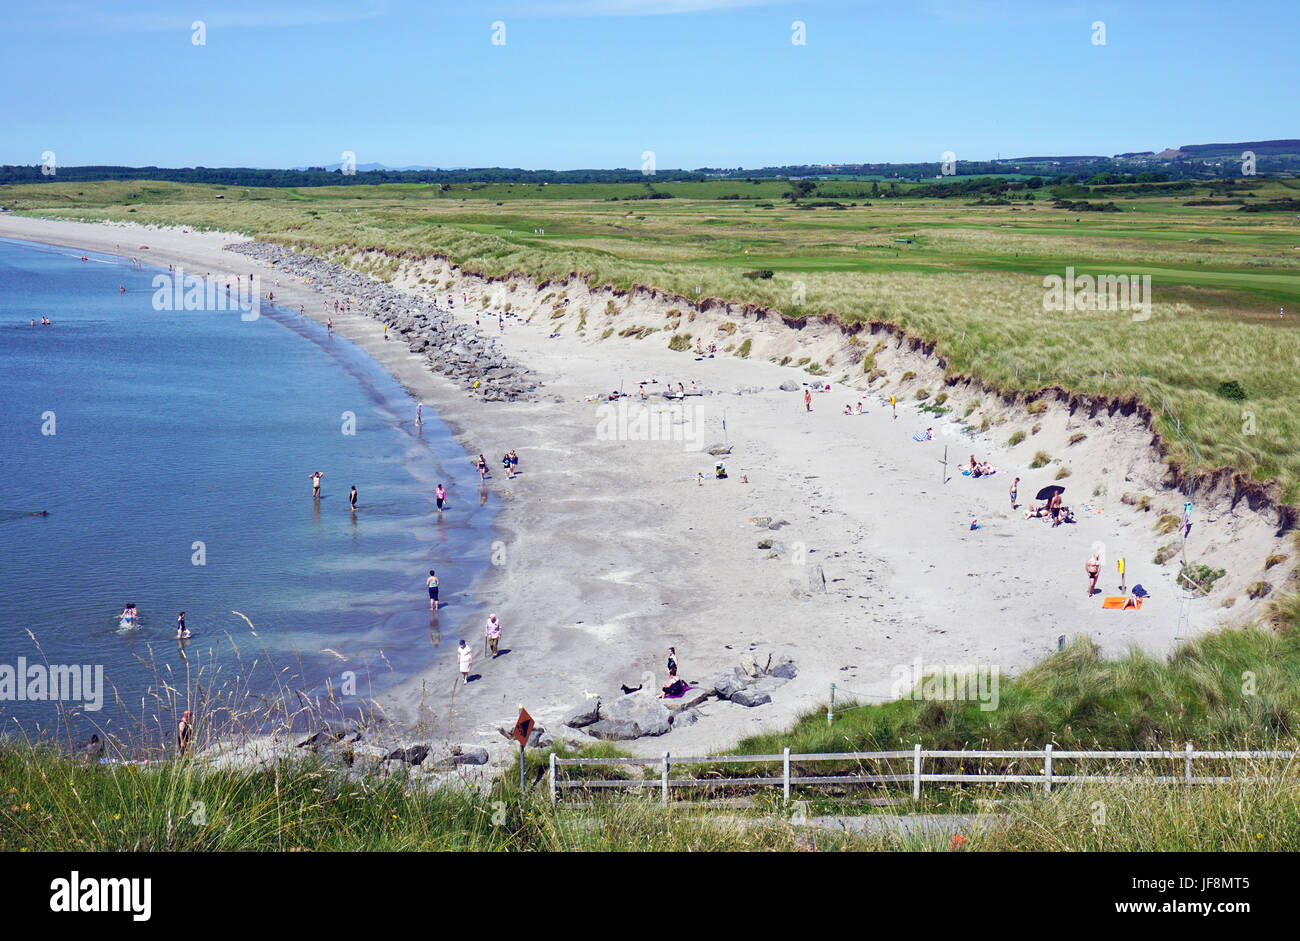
1102;596;1142;610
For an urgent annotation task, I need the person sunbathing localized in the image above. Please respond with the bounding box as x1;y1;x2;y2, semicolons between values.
659;671;687;699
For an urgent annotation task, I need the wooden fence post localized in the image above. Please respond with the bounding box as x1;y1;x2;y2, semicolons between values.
913;743;923;802
783;747;791;803
1185;742;1193;785
549;752;557;804
662;751;670;805
1045;744;1053;793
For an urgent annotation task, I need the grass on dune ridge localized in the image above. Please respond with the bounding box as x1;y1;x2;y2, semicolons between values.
6;611;1300;850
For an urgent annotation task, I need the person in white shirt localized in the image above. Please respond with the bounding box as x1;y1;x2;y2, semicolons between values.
484;615;502;658
457;640;473;683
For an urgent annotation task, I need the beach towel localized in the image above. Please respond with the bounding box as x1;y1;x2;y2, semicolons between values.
912;431;932;442
663;683;692;700
1102;596;1143;610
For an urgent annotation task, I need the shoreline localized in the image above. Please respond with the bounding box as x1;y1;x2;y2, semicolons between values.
1;214;1291;766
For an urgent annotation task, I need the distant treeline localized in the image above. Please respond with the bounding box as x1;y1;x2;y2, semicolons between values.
3;145;1298;190
0;165;712;187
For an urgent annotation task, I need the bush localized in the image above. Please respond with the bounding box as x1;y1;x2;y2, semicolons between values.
1246;581;1273;600
1154;513;1181;535
737;338;752;359
916;389;929;400
668;333;691;352
1153;543;1180;565
1026;399;1048;415
1265;554;1286;570
1030;450;1051;468
900;370;916;382
933;392;948;406
1054;467;1071;480
1008;431;1026;446
1217;380;1247;400
1178;563;1226;593
1068;432;1088;445
741;269;775;280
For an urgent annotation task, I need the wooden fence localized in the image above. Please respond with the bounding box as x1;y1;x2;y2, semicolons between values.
549;744;1297;804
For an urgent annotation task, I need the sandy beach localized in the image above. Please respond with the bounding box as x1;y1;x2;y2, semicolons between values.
1;214;1289;762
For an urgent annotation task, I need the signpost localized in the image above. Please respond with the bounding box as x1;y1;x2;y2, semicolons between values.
512;707;535;794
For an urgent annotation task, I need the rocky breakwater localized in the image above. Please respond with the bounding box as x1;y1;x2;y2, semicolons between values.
563;651;798;742
228;241;537;402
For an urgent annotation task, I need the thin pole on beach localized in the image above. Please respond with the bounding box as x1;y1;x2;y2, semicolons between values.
941;445;948;484
827;683;836;726
723;409;728;448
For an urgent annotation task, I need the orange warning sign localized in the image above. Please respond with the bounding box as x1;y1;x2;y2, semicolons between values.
512;708;534;748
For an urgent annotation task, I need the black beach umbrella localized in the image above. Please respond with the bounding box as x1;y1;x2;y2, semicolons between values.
1035;484;1065;502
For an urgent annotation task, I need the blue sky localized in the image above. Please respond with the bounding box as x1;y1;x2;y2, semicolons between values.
3;0;1296;169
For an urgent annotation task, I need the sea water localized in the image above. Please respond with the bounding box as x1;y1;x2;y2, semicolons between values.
0;237;493;744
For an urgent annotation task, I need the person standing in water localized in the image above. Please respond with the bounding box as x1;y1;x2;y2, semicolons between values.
435;483;446;514
176;611;190;639
310;471;324;500
349;485;358;511
178;710;192;756
427;570;440;611
416;401;423;426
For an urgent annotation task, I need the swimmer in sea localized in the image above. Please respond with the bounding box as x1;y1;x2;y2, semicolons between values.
349;485;358;511
310;471;324;500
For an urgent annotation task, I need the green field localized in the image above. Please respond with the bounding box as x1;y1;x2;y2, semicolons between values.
4;177;1299;502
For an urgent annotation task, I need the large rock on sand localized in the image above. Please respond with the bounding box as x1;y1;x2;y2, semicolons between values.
564;700;601;728
713;668;750;699
730;688;772;708
596;692;672;738
780;380;801;392
585;719;644;741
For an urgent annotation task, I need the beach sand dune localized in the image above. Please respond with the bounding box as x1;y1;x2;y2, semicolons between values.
1;216;1287;761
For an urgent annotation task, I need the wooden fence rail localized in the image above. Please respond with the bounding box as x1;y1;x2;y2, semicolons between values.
548;744;1298;804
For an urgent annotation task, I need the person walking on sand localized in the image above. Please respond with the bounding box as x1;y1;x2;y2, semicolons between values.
1010;477;1020;510
427;570;440;611
457;639;473;684
1085;551;1101;597
178;710;192;756
477;454;488;480
349;485;358;511
416;401;423;426
484;614;501;658
804;388;812;413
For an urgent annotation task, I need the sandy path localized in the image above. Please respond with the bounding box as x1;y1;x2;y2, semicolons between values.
0;215;1272;761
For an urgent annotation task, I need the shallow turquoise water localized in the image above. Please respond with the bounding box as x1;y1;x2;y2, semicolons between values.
0;237;493;743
